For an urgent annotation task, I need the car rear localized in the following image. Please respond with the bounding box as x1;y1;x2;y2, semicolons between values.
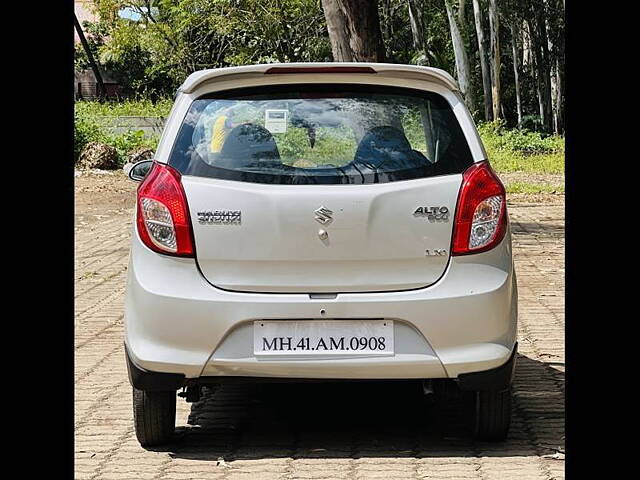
124;63;518;444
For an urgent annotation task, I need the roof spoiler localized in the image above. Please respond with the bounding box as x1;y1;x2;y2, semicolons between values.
179;63;459;94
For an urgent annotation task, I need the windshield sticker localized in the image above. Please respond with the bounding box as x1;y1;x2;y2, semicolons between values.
265;109;288;134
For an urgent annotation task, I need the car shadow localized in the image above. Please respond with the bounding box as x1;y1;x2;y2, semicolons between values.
510;220;564;238
148;353;564;461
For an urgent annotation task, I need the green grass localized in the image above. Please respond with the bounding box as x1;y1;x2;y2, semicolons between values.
478;121;564;174
505;182;564;194
487;150;564;174
75;98;173;118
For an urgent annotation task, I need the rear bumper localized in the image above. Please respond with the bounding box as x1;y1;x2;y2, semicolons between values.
125;227;518;381
126;343;185;391
126;341;518;392
457;341;517;392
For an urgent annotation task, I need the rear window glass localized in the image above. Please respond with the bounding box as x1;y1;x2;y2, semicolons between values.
168;84;473;184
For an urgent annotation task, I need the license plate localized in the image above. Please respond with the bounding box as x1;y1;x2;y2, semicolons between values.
253;320;394;356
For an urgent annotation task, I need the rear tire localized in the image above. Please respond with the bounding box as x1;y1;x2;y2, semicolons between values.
473;388;511;441
132;387;176;446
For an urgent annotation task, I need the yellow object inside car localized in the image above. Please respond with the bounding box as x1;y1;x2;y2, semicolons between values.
209;115;230;153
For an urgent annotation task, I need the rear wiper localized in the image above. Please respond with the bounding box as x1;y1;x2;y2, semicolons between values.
350;163;366;184
336;166;351;184
291;166;318;184
359;160;379;183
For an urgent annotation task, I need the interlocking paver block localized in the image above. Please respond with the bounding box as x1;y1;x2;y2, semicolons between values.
75;178;564;480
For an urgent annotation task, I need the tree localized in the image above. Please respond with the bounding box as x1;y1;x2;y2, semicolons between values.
321;0;386;61
444;0;475;112
509;21;522;125
545;0;564;133
472;0;492;120
407;0;426;53
321;0;354;61
380;0;454;68
488;0;501;120
84;0;330;98
525;0;553;131
458;0;466;23
78;0;564;133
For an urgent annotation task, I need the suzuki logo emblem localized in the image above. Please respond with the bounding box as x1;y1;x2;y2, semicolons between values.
314;206;334;225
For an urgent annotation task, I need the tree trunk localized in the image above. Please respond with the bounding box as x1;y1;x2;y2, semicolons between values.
545;0;563;134
538;4;553;132
544;5;558;133
535;60;544;122
510;22;522;126
458;0;466;24
472;0;492;121
528;18;544;122
321;0;354;61
522;20;531;69
555;56;563;133
488;0;501;120
527;4;553;132
407;0;426;51
445;0;475;113
554;20;564;134
551;70;558;133
321;0;386;62
381;0;392;43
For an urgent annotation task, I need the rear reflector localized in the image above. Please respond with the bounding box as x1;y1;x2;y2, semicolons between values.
136;162;194;257
264;66;376;75
451;161;507;256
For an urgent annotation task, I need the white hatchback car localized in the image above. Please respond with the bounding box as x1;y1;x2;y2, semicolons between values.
125;63;518;446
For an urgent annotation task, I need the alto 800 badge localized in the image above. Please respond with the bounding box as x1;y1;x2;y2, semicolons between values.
413;206;450;222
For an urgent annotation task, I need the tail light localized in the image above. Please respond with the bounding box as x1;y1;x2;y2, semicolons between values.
136;162;194;257
452;161;507;255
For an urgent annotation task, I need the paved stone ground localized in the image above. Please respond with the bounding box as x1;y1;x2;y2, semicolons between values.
75;178;564;480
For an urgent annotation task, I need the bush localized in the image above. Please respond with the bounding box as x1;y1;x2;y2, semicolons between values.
105;130;159;166
501;130;562;155
520;114;543;132
74;111;106;162
478;120;564;156
75;100;162;167
478;120;564;174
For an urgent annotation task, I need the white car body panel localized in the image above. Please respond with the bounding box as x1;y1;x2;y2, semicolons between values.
185;174;460;293
125;225;517;379
125;63;516;382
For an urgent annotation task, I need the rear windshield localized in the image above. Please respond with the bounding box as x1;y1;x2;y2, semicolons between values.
168;84;473;185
